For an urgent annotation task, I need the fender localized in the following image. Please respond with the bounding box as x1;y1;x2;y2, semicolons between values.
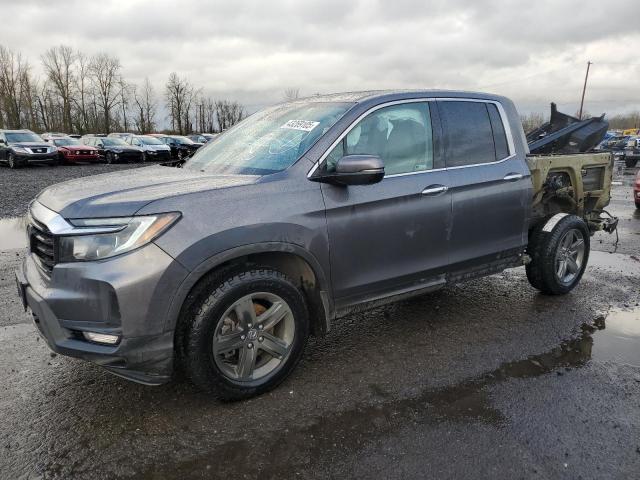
161;241;334;333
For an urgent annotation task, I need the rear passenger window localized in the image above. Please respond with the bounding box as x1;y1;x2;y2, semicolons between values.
439;101;495;167
487;103;510;159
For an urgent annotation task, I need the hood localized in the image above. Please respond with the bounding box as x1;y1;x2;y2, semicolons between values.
142;144;171;151
106;145;143;152
11;141;51;148
60;145;97;151
37;165;260;218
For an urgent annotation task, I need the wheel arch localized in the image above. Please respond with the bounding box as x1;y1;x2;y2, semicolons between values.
164;242;334;338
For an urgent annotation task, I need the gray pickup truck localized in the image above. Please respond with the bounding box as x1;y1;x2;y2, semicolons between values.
16;90;616;400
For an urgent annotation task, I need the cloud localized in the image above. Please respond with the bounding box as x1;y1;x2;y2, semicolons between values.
1;0;639;117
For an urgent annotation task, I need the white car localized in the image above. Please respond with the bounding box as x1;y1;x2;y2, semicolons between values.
125;135;172;162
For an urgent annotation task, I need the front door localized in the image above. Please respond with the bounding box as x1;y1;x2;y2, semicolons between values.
319;101;452;308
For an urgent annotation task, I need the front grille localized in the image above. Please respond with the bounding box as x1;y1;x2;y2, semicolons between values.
119;151;141;160
29;219;56;274
29;147;48;154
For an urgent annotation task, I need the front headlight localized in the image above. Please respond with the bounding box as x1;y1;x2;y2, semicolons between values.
58;212;180;262
11;146;29;153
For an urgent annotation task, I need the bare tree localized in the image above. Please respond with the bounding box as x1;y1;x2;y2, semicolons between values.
90;53;121;133
214;99;246;131
0;45;33;129
41;45;75;132
72;51;92;134
521;112;545;134
118;76;131;132
132;77;156;133
283;87;300;101
165;72;196;134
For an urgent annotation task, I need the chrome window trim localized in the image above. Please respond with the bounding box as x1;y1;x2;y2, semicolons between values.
307;97;517;179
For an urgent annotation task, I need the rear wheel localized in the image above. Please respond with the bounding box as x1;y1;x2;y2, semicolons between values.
180;268;309;400
526;214;590;295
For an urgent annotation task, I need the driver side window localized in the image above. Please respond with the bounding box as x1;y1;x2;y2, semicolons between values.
324;102;434;176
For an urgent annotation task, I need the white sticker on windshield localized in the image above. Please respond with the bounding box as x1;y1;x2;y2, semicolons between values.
280;120;320;132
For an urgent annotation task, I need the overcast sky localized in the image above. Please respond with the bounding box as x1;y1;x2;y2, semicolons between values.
2;0;640;118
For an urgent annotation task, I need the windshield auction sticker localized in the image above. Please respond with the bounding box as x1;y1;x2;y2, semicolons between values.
280;120;320;132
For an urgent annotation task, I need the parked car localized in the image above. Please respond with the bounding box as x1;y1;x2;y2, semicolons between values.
125;135;172;162
623;136;640;168
52;137;100;164
188;134;218;144
82;136;143;163
0;129;58;168
634;169;640;209
81;134;107;141
41;132;68;142
108;132;132;139
157;135;202;159
15;91;617;400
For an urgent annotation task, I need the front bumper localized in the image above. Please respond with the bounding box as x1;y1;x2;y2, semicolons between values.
64;153;101;163
16;243;189;385
15;153;58;164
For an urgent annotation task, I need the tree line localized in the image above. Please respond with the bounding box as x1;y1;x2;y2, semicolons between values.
0;44;246;135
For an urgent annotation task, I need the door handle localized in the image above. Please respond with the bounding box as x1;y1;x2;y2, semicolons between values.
503;173;524;181
421;185;448;196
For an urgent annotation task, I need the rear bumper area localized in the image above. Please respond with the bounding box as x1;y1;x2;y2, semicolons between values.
16;243;190;385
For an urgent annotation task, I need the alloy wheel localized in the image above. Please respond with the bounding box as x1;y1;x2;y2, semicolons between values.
554;228;585;284
212;292;295;382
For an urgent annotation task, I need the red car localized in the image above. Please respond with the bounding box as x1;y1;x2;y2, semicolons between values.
634;169;640;209
52;137;100;164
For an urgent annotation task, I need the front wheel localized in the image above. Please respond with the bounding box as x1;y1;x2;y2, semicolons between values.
8;153;20;169
526;214;590;295
105;152;114;164
180;268;309;400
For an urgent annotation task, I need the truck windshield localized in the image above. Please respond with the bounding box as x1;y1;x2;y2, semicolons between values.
184;102;353;175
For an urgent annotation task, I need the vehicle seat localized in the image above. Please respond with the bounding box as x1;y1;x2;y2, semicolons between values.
383;119;426;175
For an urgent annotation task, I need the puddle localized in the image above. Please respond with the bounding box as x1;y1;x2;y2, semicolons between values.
0;216;28;250
591;308;640;367
138;307;640;479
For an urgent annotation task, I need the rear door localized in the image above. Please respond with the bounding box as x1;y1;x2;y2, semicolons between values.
436;99;530;273
319;101;452;308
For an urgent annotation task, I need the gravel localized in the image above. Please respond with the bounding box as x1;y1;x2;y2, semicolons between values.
0;162;155;218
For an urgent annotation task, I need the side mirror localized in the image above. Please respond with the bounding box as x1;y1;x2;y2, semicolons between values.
313;155;385;186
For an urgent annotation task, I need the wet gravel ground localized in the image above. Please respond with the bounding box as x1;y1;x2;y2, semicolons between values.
0;165;638;479
0;162;153;217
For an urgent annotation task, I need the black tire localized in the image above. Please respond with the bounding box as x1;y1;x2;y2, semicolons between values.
526;214;590;295
8;153;20;169
180;268;309;401
636;202;640;210
142;152;148;163
105;152;114;164
626;158;638;168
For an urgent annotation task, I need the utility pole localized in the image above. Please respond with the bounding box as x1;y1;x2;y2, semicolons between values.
578;61;592;120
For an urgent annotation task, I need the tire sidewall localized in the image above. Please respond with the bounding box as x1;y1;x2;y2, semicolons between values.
186;270;309;399
533;215;590;294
